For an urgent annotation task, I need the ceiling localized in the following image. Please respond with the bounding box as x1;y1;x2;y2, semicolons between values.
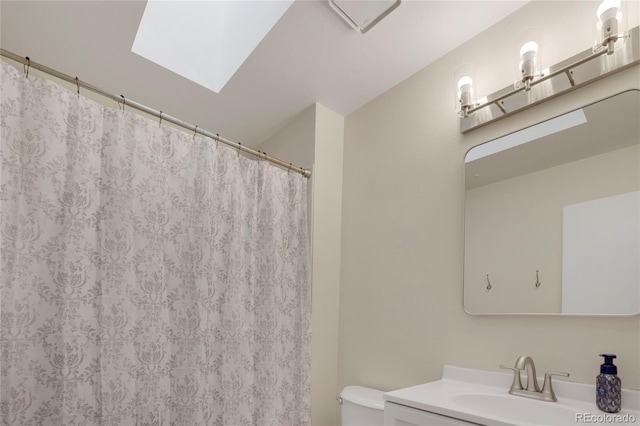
0;0;527;148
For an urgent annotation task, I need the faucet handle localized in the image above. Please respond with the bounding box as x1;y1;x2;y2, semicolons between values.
541;371;570;402
545;371;569;377
499;364;518;371
499;365;523;391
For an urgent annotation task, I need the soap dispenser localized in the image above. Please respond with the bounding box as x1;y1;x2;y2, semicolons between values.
596;354;621;413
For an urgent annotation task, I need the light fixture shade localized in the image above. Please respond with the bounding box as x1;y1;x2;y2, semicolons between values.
514;26;543;88
454;63;475;115
593;0;628;52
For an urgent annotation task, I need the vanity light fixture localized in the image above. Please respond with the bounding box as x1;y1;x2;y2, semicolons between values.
515;27;543;91
454;63;475;117
519;41;539;84
456;1;639;132
516;26;543;91
458;76;474;115
596;0;623;52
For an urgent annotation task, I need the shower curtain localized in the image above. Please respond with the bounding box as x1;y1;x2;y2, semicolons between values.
0;60;310;425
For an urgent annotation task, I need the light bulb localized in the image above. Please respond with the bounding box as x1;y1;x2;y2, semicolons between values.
457;76;473;112
457;76;473;91
597;0;620;21
457;76;472;101
520;41;539;60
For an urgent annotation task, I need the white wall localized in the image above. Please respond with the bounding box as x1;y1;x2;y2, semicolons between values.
258;105;316;222
258;105;316;169
311;104;344;426
259;103;345;426
339;0;640;403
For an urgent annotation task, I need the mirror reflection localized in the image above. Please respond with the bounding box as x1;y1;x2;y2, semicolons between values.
464;90;639;315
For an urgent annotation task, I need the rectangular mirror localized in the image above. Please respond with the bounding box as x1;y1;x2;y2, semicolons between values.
464;90;639;315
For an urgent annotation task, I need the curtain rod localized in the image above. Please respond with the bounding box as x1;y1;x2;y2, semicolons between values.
0;48;311;178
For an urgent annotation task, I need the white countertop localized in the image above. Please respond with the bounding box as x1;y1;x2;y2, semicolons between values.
383;365;640;426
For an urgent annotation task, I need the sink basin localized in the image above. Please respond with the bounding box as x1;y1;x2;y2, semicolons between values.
453;393;580;425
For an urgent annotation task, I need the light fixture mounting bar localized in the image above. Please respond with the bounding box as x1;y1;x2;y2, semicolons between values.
467;48;608;115
460;25;640;133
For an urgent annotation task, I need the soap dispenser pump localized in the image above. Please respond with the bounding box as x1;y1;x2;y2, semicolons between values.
596;354;621;413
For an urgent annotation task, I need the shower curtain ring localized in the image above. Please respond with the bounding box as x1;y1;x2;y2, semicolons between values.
159;111;163;127
216;133;220;148
193;125;198;138
75;76;80;96
237;143;241;156
119;95;125;112
24;56;30;78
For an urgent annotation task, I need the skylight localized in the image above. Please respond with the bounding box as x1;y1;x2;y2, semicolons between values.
132;0;294;93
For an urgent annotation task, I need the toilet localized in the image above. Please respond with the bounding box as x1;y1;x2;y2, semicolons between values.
339;386;385;426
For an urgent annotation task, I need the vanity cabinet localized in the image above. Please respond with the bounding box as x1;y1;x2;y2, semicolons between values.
384;402;483;426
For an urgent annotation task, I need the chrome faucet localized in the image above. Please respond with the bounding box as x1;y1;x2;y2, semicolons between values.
500;356;569;402
515;355;540;392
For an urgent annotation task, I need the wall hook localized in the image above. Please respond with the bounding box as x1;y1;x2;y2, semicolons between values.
486;274;492;291
535;270;541;288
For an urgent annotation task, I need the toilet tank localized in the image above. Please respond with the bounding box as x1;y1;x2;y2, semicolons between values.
340;386;384;426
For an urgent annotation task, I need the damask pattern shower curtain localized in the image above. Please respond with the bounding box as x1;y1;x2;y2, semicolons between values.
0;60;311;425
